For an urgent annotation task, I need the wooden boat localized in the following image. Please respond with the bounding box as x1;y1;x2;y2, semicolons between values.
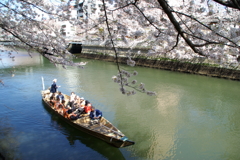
41;89;135;148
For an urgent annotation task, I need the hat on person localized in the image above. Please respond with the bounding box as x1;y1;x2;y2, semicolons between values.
53;79;57;82
80;97;84;100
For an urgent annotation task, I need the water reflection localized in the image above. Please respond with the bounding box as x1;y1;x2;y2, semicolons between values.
0;117;21;160
148;85;181;159
42;102;125;160
1;48;240;159
0;48;43;68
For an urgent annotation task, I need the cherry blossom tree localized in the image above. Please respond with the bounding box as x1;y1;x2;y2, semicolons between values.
0;0;239;95
94;0;240;66
92;0;239;95
0;0;81;67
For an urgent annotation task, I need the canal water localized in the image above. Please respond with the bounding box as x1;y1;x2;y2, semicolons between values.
0;48;240;160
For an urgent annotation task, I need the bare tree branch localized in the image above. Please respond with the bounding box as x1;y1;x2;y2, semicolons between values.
102;0;124;89
157;0;205;56
173;10;239;48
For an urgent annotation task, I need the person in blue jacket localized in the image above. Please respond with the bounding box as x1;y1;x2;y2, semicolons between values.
50;79;59;94
89;107;102;120
56;91;64;103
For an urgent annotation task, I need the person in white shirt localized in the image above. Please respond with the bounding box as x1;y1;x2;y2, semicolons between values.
68;92;76;108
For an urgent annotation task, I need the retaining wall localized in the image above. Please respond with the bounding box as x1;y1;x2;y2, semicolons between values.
77;52;240;81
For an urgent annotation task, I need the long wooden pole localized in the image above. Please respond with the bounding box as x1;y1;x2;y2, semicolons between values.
42;76;45;90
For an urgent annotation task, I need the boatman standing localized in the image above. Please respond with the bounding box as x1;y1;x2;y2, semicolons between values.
50;79;60;95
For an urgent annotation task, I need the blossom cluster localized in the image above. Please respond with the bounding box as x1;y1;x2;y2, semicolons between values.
112;69;156;96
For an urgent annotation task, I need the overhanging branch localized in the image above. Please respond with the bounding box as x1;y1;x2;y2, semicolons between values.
157;0;205;56
213;0;240;10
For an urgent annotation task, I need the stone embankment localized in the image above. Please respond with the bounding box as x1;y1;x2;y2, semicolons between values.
78;47;240;81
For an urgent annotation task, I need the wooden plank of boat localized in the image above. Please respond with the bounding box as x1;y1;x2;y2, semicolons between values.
41;90;135;148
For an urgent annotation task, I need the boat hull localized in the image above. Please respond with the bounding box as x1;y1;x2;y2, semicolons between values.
41;91;135;148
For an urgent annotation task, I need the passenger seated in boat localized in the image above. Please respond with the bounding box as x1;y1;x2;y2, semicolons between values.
65;109;80;120
84;103;92;115
68;92;76;108
67;95;79;109
62;103;70;118
74;105;84;116
69;113;80;120
89;107;102;120
85;100;90;106
80;97;86;106
75;96;81;106
69;96;82;113
57;99;66;115
56;91;64;103
49;94;56;106
62;100;76;117
54;97;61;110
75;97;85;112
68;101;78;113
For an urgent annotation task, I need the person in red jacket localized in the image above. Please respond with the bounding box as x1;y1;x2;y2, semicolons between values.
84;103;92;114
